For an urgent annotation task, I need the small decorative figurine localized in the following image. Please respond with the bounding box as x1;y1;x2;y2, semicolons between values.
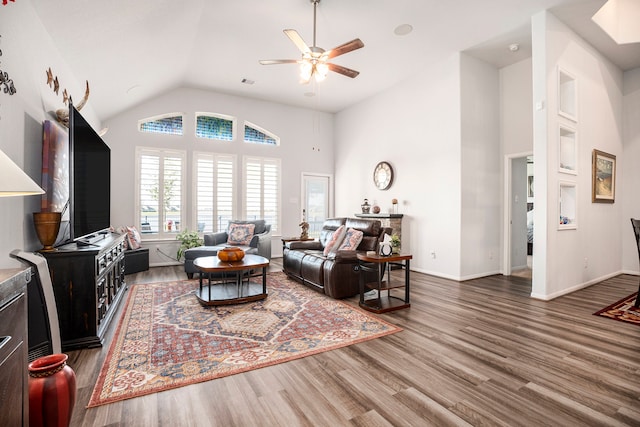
361;198;371;214
299;209;309;239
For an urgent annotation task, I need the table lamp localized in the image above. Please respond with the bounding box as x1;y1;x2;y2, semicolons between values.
0;149;44;197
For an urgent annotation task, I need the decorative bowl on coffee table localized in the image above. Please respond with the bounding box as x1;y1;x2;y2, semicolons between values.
217;247;245;262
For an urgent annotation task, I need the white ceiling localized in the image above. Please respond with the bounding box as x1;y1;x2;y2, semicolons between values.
30;0;640;121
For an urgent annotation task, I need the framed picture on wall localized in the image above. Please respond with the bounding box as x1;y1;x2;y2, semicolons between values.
592;149;615;203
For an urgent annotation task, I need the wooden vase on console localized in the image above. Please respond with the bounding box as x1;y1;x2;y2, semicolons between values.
33;212;62;252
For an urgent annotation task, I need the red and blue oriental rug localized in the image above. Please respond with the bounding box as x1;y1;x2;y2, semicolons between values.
593;292;640;326
87;272;401;407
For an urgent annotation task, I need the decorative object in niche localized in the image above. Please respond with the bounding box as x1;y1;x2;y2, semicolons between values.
592;149;615;203
0;35;16;95
373;161;394;190
559;182;577;230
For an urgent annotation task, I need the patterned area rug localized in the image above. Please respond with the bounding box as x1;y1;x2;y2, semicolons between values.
87;272;401;407
593;293;640;325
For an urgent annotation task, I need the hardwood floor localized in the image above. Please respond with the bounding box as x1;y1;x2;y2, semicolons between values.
67;260;640;426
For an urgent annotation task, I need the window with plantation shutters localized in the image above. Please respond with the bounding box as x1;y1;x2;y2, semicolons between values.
136;147;185;237
194;152;236;233
243;156;280;233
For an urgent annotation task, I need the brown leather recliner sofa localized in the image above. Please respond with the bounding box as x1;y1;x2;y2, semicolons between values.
283;217;391;299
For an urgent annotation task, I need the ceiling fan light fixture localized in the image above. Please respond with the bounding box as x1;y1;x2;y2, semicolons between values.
315;62;329;80
260;0;363;82
300;61;313;81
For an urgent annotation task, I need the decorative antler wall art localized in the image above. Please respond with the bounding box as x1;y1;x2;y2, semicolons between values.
45;67;90;127
0;35;16;95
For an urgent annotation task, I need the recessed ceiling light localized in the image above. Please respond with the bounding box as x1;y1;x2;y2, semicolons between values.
394;24;413;36
509;43;520;52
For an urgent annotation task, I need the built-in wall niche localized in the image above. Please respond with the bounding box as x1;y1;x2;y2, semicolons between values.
559;182;577;230
558;67;577;122
559;124;577;174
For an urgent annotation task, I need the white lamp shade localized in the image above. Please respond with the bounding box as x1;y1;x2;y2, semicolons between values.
0;149;45;197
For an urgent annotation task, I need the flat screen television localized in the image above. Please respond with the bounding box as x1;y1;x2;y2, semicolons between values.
69;102;111;243
41;102;111;246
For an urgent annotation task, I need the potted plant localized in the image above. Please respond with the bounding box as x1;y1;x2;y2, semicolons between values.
390;234;401;254
176;229;203;261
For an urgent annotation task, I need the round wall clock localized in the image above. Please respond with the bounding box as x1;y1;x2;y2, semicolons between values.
373;161;394;190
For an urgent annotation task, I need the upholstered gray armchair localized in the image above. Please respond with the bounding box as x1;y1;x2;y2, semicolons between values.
183;219;272;278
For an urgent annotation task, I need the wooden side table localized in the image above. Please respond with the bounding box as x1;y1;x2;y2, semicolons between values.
357;252;412;313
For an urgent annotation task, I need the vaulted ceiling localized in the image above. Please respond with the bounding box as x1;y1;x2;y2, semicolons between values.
31;0;640;121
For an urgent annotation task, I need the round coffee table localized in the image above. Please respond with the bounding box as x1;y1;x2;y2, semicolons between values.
193;254;270;306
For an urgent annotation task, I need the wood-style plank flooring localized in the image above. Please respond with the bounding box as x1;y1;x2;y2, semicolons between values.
67;260;640;426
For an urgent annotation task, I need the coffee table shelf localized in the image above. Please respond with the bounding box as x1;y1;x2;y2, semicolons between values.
193;254;269;306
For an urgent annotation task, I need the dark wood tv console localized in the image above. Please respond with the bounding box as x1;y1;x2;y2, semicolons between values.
40;232;127;350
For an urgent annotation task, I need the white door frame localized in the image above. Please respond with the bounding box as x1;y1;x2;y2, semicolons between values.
301;172;334;224
503;151;532;277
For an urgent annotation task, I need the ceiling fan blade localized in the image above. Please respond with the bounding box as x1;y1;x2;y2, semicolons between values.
328;63;360;78
259;59;300;65
284;29;311;54
326;38;364;59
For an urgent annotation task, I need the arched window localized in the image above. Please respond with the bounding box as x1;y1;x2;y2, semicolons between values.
138;113;184;135
244;121;279;145
196;113;235;141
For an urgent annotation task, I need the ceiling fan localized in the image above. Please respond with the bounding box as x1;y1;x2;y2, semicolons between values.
259;0;364;83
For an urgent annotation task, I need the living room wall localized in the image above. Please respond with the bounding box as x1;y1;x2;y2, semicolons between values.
104;87;334;265
460;53;501;279
0;1;102;269
335;54;467;279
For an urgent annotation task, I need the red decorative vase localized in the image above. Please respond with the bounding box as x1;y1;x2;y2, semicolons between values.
28;354;76;427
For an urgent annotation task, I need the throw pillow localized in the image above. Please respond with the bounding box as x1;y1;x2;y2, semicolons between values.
338;228;364;251
227;223;255;246
126;226;142;250
323;225;346;256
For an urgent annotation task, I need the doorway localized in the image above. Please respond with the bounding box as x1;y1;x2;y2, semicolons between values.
503;154;533;280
